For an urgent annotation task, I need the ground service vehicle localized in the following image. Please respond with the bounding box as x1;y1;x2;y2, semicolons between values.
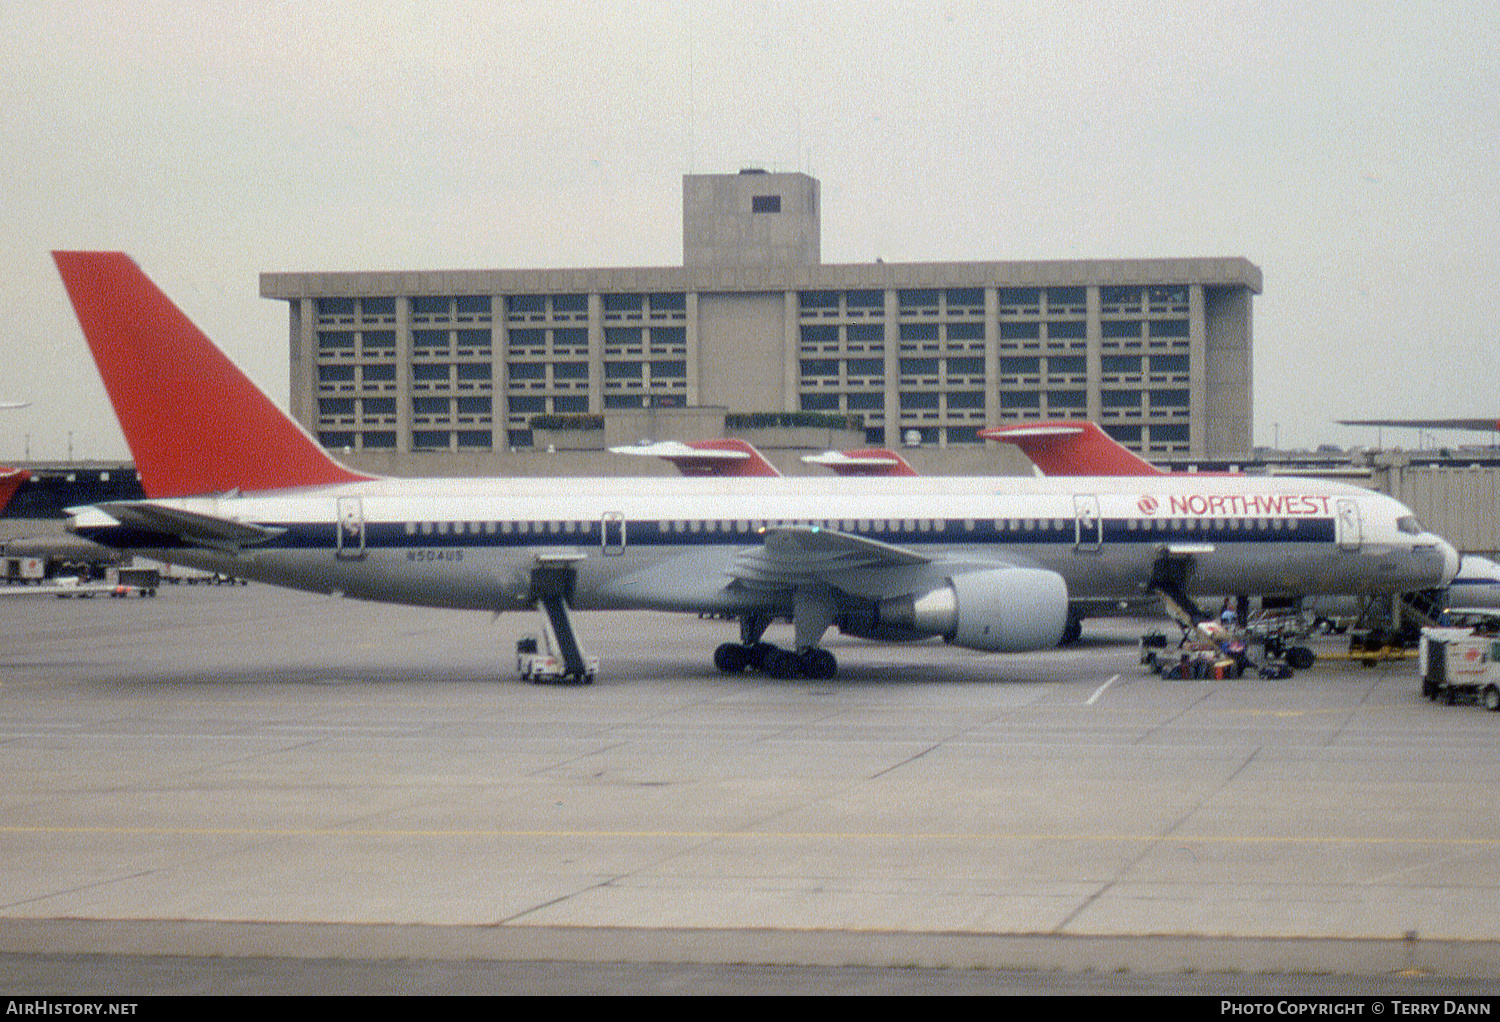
1420;627;1500;709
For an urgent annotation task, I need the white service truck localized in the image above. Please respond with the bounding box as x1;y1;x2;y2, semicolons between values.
1420;627;1500;710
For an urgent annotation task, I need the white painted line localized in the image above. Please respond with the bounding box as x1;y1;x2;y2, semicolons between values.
1086;674;1121;705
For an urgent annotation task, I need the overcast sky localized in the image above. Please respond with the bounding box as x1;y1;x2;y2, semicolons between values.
3;0;1497;462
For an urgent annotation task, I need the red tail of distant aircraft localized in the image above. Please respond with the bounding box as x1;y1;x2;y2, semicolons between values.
0;466;29;515
801;449;919;477
607;438;782;476
981;422;1164;476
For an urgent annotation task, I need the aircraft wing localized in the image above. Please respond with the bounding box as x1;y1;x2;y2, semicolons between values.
91;501;285;552
730;525;930;590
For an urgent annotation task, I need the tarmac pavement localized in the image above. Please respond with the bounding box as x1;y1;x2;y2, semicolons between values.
2;584;1498;990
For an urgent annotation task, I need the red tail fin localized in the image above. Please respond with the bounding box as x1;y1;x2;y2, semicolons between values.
0;467;29;514
607;438;783;476
677;439;781;477
53;252;373;497
980;421;1165;477
803;448;919;476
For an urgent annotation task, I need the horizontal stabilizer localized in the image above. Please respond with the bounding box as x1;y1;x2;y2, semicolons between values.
95;501;285;552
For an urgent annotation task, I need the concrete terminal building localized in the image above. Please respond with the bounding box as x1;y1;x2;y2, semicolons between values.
261;172;1260;475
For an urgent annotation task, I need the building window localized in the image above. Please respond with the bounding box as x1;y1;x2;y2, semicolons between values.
752;195;781;213
603;293;643;313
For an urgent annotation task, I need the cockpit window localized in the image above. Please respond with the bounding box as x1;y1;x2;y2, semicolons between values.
1397;515;1424;535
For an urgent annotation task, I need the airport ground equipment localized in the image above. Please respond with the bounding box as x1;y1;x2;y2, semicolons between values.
517;559;596;684
1419;627;1500;708
1141;618;1314;679
515;615;598;685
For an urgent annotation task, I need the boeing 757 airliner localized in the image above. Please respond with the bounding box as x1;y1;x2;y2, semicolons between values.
53;252;1458;681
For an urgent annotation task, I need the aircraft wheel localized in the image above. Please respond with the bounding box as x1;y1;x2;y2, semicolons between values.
762;649;801;680
798;647;837;680
746;642;777;670
1484;685;1500;712
714;642;749;674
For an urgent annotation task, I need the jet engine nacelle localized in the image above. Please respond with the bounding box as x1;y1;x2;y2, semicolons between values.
878;568;1070;652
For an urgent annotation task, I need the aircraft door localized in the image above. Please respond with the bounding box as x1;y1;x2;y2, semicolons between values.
336;497;366;560
601;511;626;556
1335;497;1362;551
1073;494;1103;552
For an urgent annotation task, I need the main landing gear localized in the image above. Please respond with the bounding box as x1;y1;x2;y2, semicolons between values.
715;608;839;680
714;641;837;679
